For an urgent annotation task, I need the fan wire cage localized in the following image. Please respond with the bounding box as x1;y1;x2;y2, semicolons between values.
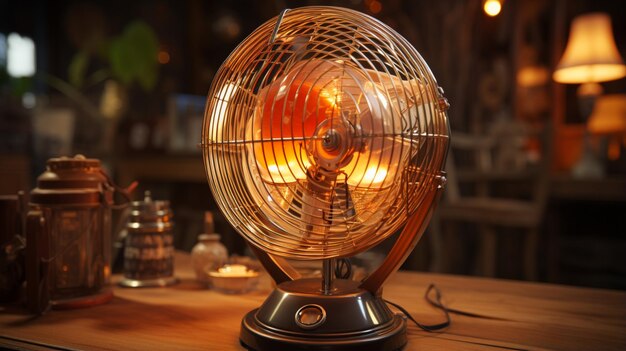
202;6;449;262
202;6;450;351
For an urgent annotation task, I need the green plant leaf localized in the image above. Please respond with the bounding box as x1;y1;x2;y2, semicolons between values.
68;51;89;88
137;65;158;91
108;37;134;85
107;20;159;91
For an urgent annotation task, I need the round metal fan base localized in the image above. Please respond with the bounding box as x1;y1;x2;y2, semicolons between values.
239;278;407;351
240;310;407;351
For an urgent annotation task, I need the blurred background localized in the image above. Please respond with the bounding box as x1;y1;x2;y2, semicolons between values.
1;0;625;289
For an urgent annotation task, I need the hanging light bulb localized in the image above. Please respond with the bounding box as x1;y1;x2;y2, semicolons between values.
483;0;502;17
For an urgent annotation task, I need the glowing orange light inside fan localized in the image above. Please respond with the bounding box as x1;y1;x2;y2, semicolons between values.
251;59;419;189
255;79;335;183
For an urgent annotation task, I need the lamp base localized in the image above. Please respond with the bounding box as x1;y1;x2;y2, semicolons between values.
240;278;407;351
572;133;604;179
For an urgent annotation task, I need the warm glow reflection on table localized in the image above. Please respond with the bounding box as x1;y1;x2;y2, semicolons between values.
1;251;625;350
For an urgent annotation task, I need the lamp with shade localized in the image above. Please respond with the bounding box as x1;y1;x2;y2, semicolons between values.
553;13;626;88
588;94;626;161
553;12;626;178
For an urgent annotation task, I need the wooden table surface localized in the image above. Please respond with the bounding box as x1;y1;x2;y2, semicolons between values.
1;252;625;351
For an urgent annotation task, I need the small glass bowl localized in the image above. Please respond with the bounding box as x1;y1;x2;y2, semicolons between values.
207;264;259;294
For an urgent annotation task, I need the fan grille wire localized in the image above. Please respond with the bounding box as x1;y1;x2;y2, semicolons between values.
202;7;449;259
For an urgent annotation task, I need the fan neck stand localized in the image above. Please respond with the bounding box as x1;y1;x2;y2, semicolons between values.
322;258;334;295
240;174;446;351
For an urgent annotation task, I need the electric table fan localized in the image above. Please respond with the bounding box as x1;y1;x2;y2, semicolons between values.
202;6;449;351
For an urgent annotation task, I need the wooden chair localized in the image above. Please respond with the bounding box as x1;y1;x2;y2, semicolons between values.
430;121;551;280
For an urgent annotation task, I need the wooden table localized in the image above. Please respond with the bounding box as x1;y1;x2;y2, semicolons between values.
1;252;625;351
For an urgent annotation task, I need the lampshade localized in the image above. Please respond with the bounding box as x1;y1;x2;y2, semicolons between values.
553;13;626;84
588;94;626;135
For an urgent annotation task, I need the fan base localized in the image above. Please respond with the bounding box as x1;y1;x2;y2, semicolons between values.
239;278;407;351
241;309;406;351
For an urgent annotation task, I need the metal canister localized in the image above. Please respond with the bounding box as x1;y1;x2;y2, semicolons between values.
26;155;115;313
119;191;178;287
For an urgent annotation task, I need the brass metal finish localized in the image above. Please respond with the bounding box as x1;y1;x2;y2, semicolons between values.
201;6;450;351
360;174;446;295
247;244;300;284
202;6;449;260
26;155;117;314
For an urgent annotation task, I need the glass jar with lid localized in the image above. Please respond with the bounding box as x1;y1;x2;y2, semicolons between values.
191;211;228;286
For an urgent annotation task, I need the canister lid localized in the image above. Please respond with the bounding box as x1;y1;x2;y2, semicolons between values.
30;155;110;205
47;154;101;171
127;191;173;230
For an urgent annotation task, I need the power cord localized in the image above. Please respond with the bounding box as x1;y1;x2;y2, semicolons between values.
333;259;488;332
385;284;450;332
386;283;509;332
